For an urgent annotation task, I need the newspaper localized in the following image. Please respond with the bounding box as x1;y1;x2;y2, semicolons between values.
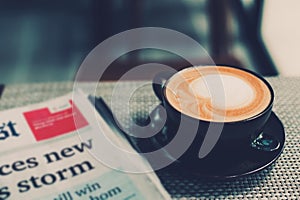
0;91;171;200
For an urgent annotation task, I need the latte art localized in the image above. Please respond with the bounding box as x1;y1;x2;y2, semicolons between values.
165;66;272;122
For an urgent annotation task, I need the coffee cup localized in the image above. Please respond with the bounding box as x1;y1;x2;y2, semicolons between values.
151;65;279;167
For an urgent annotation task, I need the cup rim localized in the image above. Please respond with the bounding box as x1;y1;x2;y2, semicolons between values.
162;64;274;124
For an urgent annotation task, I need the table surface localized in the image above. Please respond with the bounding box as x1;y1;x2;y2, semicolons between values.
0;77;299;200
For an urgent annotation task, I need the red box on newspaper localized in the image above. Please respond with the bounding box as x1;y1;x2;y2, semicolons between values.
23;100;88;141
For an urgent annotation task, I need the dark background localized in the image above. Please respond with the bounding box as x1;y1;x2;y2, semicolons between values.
0;0;280;83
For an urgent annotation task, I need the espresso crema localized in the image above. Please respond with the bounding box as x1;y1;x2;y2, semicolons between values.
165;66;272;122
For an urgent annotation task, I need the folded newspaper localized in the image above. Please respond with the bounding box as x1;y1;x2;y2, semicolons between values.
0;91;171;200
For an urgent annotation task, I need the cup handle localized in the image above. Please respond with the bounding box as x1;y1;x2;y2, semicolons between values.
152;71;175;101
250;132;280;152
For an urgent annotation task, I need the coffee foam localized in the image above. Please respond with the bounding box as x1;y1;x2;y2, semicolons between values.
190;74;255;109
165;66;272;122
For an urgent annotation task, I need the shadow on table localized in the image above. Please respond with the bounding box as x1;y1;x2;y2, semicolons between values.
156;165;275;198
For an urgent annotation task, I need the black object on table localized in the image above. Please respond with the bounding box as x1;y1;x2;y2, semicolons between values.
0;84;5;98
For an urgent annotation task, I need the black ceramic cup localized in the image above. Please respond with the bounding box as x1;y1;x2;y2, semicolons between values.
152;65;279;167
